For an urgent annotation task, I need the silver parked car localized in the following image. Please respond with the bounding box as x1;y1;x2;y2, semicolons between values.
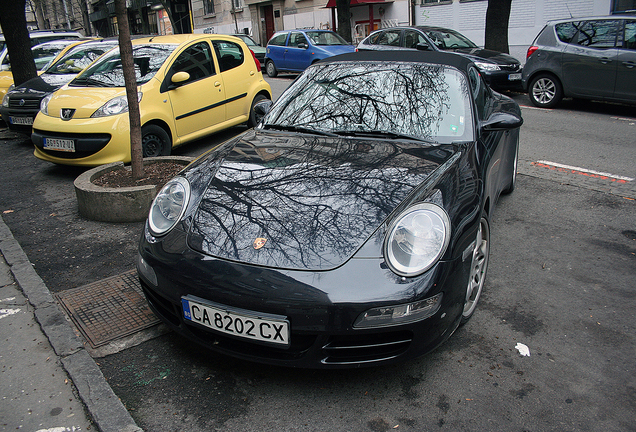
522;15;636;108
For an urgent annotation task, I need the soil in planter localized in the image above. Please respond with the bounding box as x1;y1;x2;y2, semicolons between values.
92;162;184;188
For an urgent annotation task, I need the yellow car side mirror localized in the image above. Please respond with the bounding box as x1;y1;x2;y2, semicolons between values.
171;71;190;84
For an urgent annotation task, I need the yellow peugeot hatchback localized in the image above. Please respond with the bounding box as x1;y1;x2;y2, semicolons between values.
32;34;272;166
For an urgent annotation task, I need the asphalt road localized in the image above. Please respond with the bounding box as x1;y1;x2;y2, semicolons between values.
0;81;635;431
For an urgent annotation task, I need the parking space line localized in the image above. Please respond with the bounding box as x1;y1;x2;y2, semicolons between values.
520;105;551;111
533;161;634;183
610;116;636;123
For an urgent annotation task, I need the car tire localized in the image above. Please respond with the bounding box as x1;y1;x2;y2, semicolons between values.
502;141;518;194
528;74;563;108
142;124;171;158
461;215;490;325
266;60;278;78
248;94;269;128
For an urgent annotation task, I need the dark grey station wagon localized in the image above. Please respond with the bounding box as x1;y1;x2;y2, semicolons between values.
522;15;636;108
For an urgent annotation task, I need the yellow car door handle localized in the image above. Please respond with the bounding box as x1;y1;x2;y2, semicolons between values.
214;81;221;87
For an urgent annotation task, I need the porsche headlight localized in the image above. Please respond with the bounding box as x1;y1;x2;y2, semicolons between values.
384;203;451;277
40;93;52;115
91;93;142;118
148;177;190;236
473;61;500;72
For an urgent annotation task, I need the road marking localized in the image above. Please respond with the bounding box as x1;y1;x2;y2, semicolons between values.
610;116;636;123
0;308;21;320
35;427;82;432
533;161;634;183
520;105;551;111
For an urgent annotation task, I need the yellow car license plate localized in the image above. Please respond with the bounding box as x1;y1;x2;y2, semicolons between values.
43;138;75;152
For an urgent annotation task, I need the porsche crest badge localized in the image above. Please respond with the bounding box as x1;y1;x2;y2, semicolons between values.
253;238;267;250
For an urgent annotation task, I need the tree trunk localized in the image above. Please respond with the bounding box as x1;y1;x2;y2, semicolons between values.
0;0;37;87
336;0;352;43
114;0;143;179
484;0;512;54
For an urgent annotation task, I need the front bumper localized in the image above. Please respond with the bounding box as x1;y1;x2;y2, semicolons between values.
31;113;131;166
137;225;471;368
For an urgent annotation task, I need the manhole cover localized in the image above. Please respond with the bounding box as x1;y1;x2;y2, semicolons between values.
55;269;160;348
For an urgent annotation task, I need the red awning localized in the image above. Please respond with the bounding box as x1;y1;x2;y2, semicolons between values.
324;0;391;9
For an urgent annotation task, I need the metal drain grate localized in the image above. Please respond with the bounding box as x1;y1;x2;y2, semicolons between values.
55;269;160;348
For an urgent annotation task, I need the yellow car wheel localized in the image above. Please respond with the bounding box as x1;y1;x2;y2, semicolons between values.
142;124;171;157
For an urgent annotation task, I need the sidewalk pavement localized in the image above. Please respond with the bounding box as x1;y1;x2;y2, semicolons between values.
0;215;142;432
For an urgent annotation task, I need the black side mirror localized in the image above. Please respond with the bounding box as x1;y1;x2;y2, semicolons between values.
481;112;523;131
254;99;273;124
298;43;308;49
415;43;430;51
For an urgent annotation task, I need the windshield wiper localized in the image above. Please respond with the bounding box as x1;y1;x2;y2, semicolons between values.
333;129;435;143
71;76;116;87
262;124;338;137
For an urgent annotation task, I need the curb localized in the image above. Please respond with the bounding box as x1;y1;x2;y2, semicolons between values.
74;156;194;223
0;215;143;432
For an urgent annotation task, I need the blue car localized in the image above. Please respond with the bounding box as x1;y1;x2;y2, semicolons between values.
264;29;355;77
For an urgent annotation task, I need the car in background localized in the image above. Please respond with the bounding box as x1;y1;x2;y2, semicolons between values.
2;38;119;133
32;34;271;167
264;29;355;77
522;15;636;108
357;26;523;92
137;50;522;368
0;30;83;52
0;38;89;101
230;34;266;66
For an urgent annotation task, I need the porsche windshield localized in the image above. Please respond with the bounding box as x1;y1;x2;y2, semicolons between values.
70;44;177;87
262;61;474;144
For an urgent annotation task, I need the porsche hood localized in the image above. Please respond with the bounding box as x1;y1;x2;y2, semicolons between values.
186;130;457;271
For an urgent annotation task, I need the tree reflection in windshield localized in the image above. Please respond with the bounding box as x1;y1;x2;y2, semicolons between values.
189;134;453;270
71;44;177;87
48;45;118;74
264;62;473;144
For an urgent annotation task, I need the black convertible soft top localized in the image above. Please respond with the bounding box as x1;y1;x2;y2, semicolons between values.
318;49;474;70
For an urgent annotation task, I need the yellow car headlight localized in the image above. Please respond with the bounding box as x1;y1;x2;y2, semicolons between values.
91;92;143;118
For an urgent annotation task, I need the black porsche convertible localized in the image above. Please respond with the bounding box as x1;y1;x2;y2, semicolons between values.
137;50;523;368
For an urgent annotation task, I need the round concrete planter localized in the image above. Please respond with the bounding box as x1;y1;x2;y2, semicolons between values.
74;156;194;223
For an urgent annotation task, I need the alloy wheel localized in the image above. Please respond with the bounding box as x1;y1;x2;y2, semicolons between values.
463;217;490;320
532;77;556;105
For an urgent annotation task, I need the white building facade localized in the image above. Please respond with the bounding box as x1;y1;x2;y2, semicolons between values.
415;0;616;62
189;0;631;63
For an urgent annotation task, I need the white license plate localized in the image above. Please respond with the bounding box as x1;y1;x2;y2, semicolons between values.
43;138;75;152
508;73;522;81
9;116;33;125
182;296;290;346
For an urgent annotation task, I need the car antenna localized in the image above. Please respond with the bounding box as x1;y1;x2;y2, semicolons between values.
565;3;573;18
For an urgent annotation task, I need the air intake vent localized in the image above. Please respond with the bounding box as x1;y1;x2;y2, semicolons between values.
322;331;412;365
